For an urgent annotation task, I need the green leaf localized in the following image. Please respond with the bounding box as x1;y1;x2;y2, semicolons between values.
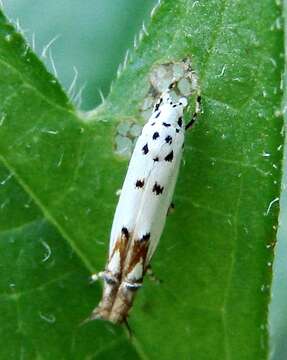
0;0;284;359
0;164;141;359
269;2;287;358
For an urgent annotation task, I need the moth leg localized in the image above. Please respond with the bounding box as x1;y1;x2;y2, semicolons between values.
146;265;162;284
185;94;202;130
90;271;118;285
167;202;175;216
123;318;133;338
90;271;105;283
122;281;142;290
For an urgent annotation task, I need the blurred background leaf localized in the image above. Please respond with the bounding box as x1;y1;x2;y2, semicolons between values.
0;0;286;359
1;0;156;110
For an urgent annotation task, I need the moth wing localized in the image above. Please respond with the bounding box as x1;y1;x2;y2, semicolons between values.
147;150;183;263
131;133;184;265
109;132;154;256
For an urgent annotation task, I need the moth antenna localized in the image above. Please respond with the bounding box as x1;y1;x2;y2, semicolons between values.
185;94;202;130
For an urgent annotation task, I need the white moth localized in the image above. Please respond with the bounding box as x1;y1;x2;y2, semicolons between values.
90;88;200;325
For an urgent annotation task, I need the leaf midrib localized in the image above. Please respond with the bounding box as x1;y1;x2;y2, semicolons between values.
0;155;95;272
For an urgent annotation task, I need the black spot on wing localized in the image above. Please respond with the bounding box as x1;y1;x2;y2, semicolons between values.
154;103;160;112
153;157;159;162
155;111;161;118
142;143;149;155
152;182;164;195
165;135;172;144
162;122;171;127
135;179;145;188
121;227;129;239
154;97;163;112
141;233;151;242
165;151;174;162
177;117;183;127
152;132;159;140
176;129;180;133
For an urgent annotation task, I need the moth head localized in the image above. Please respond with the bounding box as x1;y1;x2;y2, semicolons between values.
154;91;188;121
178;97;188;108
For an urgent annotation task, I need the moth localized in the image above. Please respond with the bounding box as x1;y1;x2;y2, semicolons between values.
90;87;201;325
